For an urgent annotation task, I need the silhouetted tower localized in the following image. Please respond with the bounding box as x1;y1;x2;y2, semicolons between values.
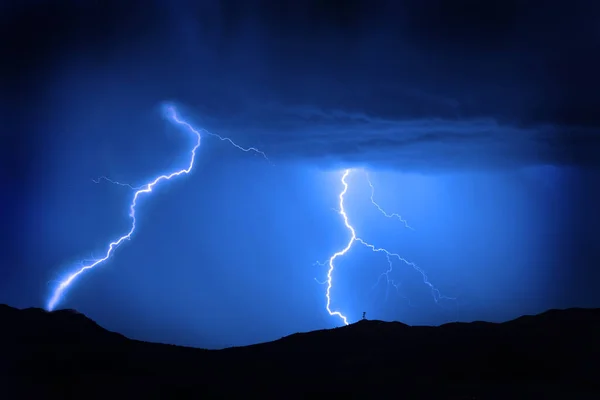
362;312;366;320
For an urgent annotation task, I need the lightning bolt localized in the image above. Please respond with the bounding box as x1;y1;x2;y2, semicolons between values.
324;169;356;326
323;169;452;325
47;104;267;311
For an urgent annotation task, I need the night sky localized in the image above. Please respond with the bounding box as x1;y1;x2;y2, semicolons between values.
1;0;599;349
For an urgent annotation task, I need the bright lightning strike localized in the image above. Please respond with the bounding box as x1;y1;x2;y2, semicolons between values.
47;105;267;311
324;169;356;326
323;169;452;326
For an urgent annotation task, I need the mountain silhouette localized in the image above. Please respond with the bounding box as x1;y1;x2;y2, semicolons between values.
2;305;599;398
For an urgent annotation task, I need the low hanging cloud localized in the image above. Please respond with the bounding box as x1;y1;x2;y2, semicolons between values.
195;104;600;171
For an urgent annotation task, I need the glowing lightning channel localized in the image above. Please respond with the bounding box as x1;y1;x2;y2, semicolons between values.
46;106;200;311
47;105;268;311
325;169;355;326
324;169;452;326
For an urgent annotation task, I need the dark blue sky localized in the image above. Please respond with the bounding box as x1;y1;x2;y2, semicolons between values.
2;0;599;349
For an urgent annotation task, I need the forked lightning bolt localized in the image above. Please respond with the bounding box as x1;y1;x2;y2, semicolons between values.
323;169;452;325
47;104;267;311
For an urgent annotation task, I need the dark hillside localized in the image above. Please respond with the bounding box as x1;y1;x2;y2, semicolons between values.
1;305;599;398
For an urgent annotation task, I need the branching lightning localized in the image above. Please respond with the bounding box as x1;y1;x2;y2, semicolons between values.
92;176;144;190
201;129;270;163
366;173;413;230
323;169;452;326
47;104;267;311
47;102;444;327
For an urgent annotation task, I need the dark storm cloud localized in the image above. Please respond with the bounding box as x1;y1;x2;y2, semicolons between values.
2;0;599;170
203;104;600;170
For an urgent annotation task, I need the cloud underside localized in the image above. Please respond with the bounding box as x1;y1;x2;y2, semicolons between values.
204;107;600;171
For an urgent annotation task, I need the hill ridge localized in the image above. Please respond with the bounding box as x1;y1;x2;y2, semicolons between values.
2;304;599;397
3;304;600;349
